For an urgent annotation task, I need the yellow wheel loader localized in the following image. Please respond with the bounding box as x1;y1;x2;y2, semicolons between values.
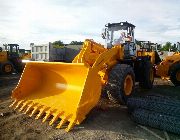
10;22;154;132
156;52;180;86
136;41;180;86
0;44;23;74
136;41;161;65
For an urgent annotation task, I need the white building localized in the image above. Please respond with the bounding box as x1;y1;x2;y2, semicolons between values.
30;42;82;62
30;43;50;61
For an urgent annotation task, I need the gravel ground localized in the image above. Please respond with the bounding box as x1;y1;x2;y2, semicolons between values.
0;74;180;140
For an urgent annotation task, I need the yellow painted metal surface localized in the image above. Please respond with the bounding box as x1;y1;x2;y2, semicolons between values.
156;52;180;78
136;51;155;65
73;39;106;65
21;53;31;60
4;64;12;73
124;75;133;96
10;39;124;132
0;51;8;62
156;62;170;77
10;62;101;131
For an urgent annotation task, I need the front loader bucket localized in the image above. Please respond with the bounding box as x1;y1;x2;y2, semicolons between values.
10;62;102;131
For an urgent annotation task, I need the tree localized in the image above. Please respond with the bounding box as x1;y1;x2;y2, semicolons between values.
52;40;64;48
52;40;64;46
69;41;83;45
161;42;177;52
161;42;171;51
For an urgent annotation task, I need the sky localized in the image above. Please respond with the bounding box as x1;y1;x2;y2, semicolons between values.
0;0;180;49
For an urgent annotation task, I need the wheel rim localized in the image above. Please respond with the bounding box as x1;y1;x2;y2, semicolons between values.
150;68;154;82
124;75;133;96
176;70;180;81
4;64;12;73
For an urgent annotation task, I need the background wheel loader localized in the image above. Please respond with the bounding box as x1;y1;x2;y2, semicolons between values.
136;41;161;65
0;44;23;74
10;21;154;132
156;52;180;86
135;41;180;86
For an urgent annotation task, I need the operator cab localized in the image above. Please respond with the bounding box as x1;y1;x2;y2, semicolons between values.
102;21;136;57
6;44;20;58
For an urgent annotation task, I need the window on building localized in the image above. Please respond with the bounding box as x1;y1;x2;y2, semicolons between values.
32;54;35;59
45;53;47;59
36;54;39;59
45;46;47;52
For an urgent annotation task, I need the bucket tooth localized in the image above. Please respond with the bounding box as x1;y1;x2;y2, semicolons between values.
14;100;24;110
24;103;37;114
49;111;64;126
49;115;59;126
56;115;72;129
9;100;17;108
65;120;75;132
29;105;42;117
35;107;48;120
42;112;51;123
56;118;68;129
19;101;32;112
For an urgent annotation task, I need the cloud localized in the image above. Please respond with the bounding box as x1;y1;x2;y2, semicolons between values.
0;0;180;49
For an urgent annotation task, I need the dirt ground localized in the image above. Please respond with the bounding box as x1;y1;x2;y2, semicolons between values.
0;74;180;140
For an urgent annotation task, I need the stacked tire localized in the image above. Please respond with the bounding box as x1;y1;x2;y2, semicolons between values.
127;95;180;135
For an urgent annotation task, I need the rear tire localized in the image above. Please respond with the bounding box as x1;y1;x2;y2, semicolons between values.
139;61;154;89
104;64;135;104
170;63;180;86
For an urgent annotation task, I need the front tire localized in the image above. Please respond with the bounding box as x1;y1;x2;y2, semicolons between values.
170;63;180;86
104;64;135;104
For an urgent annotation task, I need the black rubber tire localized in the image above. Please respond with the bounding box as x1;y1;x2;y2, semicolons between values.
1;62;14;74
139;61;154;89
170;63;180;86
132;108;180;135
127;96;180;117
104;64;135;104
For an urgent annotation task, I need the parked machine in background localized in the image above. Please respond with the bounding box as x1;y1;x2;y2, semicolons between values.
10;22;154;132
0;44;23;74
19;49;31;60
136;41;162;66
135;41;180;86
156;52;180;86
